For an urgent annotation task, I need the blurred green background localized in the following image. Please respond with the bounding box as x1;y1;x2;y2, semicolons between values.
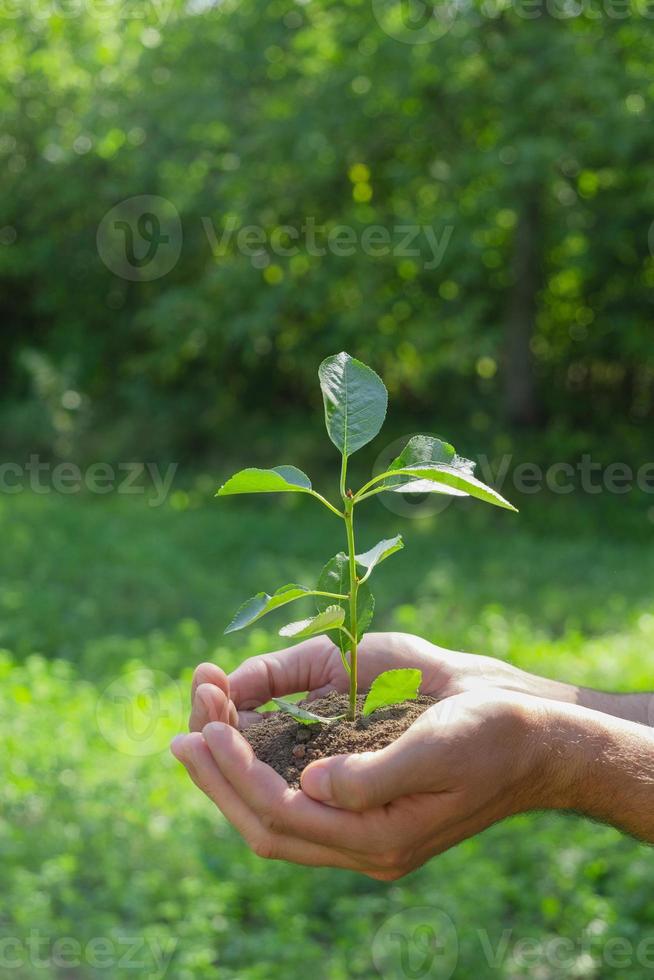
2;0;654;977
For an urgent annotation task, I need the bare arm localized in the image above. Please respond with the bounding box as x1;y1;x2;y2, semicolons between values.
547;701;654;841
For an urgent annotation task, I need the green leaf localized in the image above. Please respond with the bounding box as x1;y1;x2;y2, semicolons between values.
225;584;310;634
279;605;345;638
383;436;473;496
216;465;312;496
362;668;422;716
316;553;374;653
318;352;388;457
389;435;456;470
383;464;517;511
355;535;403;575
272;698;345;726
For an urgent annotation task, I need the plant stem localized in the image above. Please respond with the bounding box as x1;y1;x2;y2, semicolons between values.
344;497;358;721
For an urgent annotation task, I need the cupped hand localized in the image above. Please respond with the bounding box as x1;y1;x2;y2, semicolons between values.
172;687;557;879
187;630;556;734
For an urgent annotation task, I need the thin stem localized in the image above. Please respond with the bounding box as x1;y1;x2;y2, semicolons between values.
344;498;358;722
339;453;348;501
313;590;349;600
308;490;345;519
351;486;386;504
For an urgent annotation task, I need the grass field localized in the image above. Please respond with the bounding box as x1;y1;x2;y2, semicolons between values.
2;485;654;978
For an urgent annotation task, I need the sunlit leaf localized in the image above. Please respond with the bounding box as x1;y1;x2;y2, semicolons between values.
355;535;403;575
279;604;345;638
379;464;517;511
362;668;422;716
225;584;310;633
318;351;387;457
217;465;312;496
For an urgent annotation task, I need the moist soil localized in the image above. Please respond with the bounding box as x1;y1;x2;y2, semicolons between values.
244;691;437;787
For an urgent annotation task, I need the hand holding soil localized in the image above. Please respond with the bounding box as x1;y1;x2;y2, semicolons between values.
172;631;654;878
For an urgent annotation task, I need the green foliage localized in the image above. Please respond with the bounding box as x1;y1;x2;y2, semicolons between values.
315;552;375;658
217;466;312;495
279;605;345;639
225;585;310;634
3;490;654;978
220;352;515;719
362;669;422;717
318;352;388;458
2;4;652;457
355;535;404;578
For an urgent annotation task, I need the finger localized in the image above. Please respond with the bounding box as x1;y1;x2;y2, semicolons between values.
189;684;238;731
201;721;376;851
192;663;230;702
301;710;446;809
170;732;376;873
237;708;272;729
228;636;342;708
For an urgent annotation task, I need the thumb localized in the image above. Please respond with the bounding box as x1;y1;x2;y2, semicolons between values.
301;730;436;810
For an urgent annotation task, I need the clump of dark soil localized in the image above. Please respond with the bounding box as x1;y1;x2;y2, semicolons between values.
243;691;437;787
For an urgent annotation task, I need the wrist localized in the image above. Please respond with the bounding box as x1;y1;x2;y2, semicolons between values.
534;700;654;819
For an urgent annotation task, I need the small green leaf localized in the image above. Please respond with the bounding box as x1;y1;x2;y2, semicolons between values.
384;464;517;511
318;352;388;457
279;605;345;639
362;668;422;716
316;553;374;653
272;698;345;726
355;535;403;575
225;584;310;634
217;465;312;496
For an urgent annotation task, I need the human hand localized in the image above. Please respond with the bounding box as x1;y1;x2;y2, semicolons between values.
187;630;575;734
172;688;559;879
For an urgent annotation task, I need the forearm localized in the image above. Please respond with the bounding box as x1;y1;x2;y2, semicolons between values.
510;663;653;727
541;702;654;842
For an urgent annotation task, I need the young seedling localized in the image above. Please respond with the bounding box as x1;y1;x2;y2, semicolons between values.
218;352;517;723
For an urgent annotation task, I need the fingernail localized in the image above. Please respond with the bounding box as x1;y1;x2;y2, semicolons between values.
170;734;186;758
203;721;226;739
301;763;332;803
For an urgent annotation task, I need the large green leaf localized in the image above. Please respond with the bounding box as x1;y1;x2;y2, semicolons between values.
381;464;517;511
272;698;345;726
279;605;345;638
355;535;403;575
383;436;471;496
318;352;388;457
225;584;310;634
389;435;456;470
362;668;422;716
316;552;374;653
216;465;312;496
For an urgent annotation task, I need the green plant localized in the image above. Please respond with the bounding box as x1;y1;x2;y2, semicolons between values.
218;352;517;721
